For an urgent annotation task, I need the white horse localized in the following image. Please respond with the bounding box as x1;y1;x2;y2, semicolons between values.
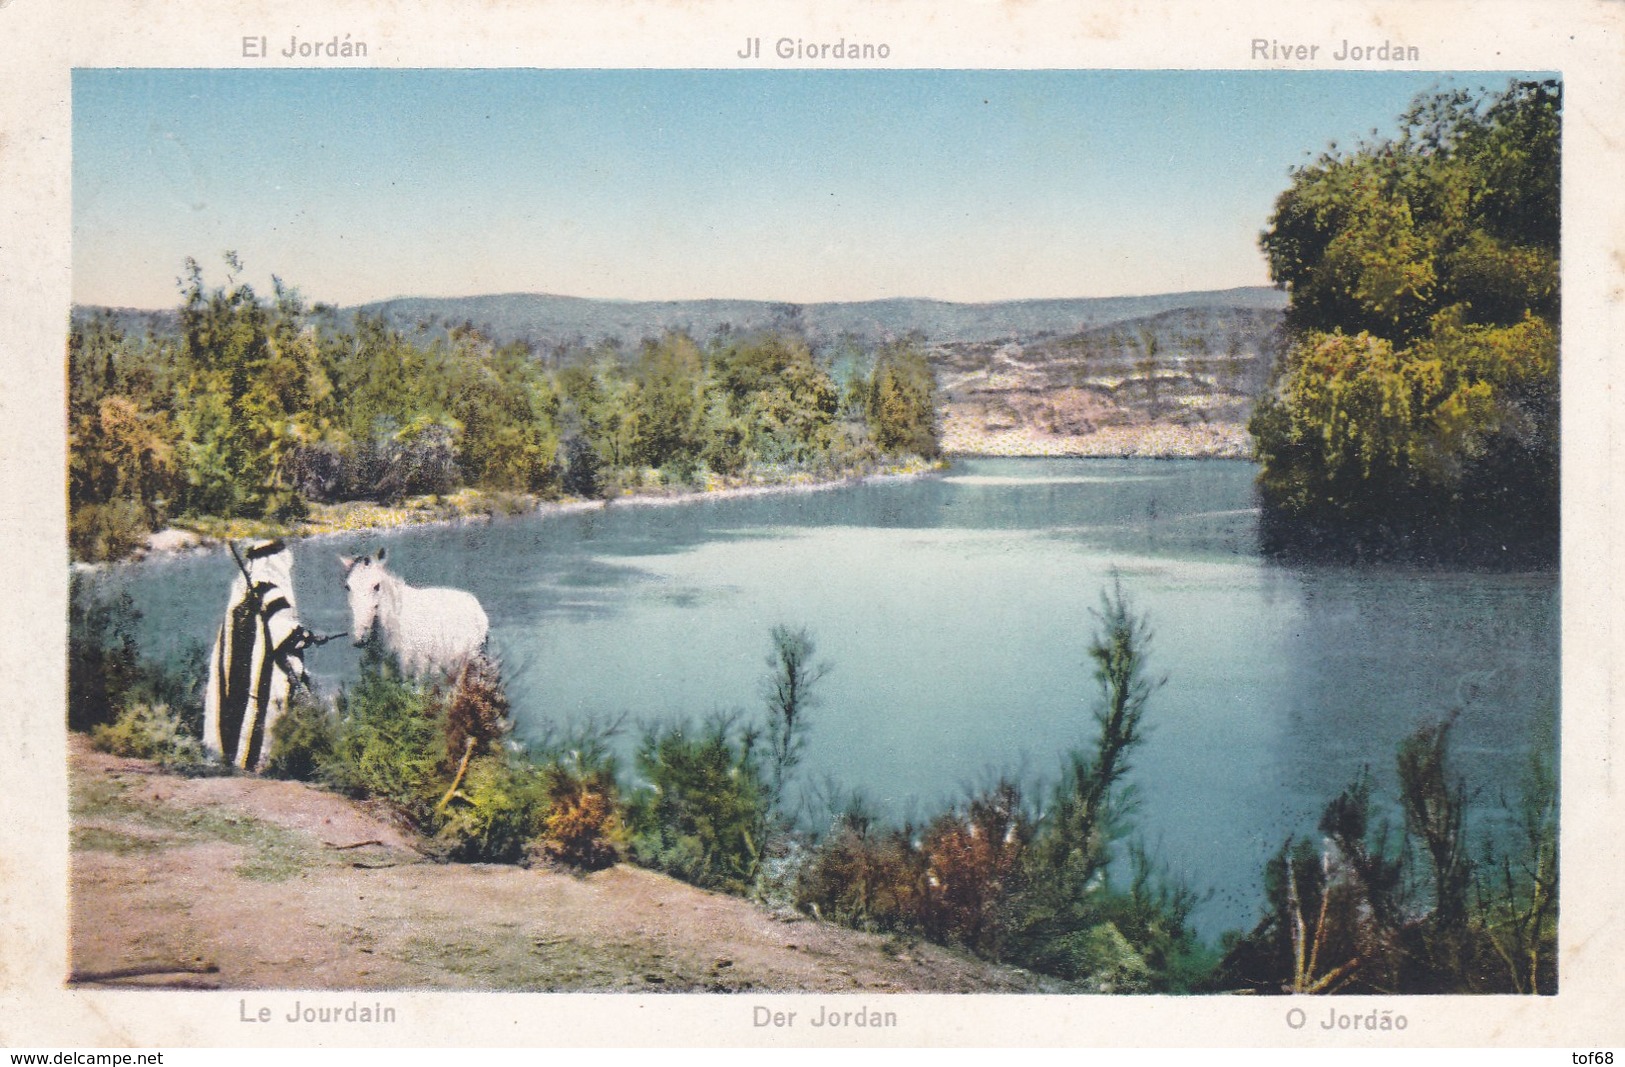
339;547;489;678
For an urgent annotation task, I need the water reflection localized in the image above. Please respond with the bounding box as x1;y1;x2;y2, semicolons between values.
88;458;1558;939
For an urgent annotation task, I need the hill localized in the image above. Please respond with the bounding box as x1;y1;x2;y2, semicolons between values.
72;287;1285;350
347;286;1285;350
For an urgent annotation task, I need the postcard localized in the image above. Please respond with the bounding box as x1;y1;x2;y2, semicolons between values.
2;0;1622;1052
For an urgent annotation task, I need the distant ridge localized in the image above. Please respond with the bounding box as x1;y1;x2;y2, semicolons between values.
73;286;1287;350
348;287;1287;349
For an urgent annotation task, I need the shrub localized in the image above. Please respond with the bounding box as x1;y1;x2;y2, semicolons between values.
559;433;603;499
69;573;210;735
1060;922;1154;994
321;642;571;866
537;756;626;870
91;702;204;766
1098;842;1214;992
919;780;1030;955
435;755;548;864
264;689;337;781
391;421;461;499
325;646;446;826
438;653;510;775
67;572;145;731
1214;715;1558;995
69;499;152;563
628;717;768;892
795;794;925;932
286;440;345;503
524;720;627;870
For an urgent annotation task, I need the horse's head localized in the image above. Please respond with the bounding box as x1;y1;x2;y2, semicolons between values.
339;547;390;646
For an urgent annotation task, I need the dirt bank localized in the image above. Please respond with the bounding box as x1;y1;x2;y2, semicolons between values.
68;737;1065;993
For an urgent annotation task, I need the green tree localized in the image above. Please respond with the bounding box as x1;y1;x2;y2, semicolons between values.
866;338;940;458
710;335;839;466
631;332;706;474
444;336;560;494
68;393;179;559
171;254;313;519
1252;80;1560;560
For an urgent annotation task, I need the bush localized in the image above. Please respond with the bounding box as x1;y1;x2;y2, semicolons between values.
91;702;204;766
435;755;548;864
796;794;925;932
1059;922;1154;994
264;690;338;780
628;717;768;892
69;573;211;736
320;641;565;866
919;780;1030;955
70;499;153;563
524;720;627;870
68;572;145;732
438;653;510;775
537;756;626;870
559;434;603;499
325;646;447;826
286;441;345;503
1215;716;1557;995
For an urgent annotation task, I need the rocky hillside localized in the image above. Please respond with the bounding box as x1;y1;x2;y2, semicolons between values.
936;305;1284;458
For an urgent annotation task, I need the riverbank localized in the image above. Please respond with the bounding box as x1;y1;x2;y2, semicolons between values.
68;735;1066;992
133;457;945;562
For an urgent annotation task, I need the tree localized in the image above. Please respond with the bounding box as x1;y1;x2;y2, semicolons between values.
700;333;844;471
631;332;706;473
171;254;312;519
1031;581;1164;886
68;394;179;559
867;338;940;458
1251;80;1560;561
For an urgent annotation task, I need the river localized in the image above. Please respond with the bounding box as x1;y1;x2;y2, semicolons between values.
92;457;1560;939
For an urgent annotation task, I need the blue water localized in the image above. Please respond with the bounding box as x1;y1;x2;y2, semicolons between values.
93;458;1560;939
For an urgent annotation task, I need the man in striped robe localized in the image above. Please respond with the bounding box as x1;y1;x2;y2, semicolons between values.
203;539;312;771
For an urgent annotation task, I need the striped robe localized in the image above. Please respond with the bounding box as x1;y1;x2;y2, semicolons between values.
203;540;307;771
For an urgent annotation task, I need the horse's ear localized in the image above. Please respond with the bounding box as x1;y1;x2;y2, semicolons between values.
338;555;353;570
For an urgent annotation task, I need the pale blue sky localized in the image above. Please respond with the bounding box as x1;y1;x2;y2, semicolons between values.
73;69;1536;308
